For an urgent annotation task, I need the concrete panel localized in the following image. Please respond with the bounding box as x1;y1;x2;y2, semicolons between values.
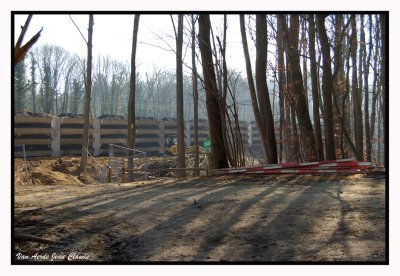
15;117;53;124
15;139;52;145
14;128;53;135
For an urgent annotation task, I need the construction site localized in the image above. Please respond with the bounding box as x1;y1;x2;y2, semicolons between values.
12;13;387;264
13;112;386;263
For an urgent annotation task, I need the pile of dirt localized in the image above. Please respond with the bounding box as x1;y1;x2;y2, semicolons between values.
15;111;54;118
14;157;81;185
14;157;109;186
14;155;208;186
77;172;96;184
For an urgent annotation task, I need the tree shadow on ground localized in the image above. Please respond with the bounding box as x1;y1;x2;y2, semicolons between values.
13;174;386;263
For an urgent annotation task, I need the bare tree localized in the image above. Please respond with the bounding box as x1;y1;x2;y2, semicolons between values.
171;15;186;177
14;15;42;66
79;14;94;172
350;15;364;159
278;14;317;161
379;14;386;165
370;15;380;154
240;14;277;164
276;17;286;163
363;15;372;161
308;14;324;161
316;15;336;160
198;14;229;169
191;15;200;176
127;14;140;179
255;14;278;164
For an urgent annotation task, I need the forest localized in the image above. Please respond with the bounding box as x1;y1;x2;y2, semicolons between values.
14;13;387;169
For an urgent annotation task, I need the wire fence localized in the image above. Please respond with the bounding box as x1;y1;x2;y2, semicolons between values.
108;144;148;183
82;148;109;184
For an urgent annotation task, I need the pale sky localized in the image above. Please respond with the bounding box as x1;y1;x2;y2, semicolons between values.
14;13;252;76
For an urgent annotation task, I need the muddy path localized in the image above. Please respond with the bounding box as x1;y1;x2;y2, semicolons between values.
13;174;386;263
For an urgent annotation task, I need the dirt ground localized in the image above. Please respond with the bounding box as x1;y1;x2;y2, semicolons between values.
13;169;386;262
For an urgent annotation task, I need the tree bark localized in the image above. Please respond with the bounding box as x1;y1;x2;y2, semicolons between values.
363;15;372;161
127;14;140;179
332;14;346;158
276;20;286;163
370;16;380;148
191;15;200;176
301;17;308;104
175;15;186;177
79;14;94;172
309;15;324;161
379;14;386;166
239;15;268;163
278;14;317;161
14;15;42;66
316;15;336;160
350;15;364;159
255;14;278;164
198;14;229;169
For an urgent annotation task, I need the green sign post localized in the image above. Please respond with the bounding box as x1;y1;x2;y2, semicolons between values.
203;138;211;153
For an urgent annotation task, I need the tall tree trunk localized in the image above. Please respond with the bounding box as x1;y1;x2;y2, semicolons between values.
127;14;140;180
377;94;382;165
174;15;186;177
284;56;297;162
255;14;278;164
301;17;308;104
331;31;361;161
364;15;372;161
379;14;386;166
290;107;302;162
316;15;336;160
333;14;346;158
370;16;380;149
191;15;200;176
358;15;364;106
309;14;324;161
277;21;286;163
216;14;234;167
239;15;271;163
350;14;364;159
79;14;94;172
198;14;229;169
278;14;317;161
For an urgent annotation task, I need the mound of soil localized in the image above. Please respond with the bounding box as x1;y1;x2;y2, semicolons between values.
77;172;96;184
14;157;109;186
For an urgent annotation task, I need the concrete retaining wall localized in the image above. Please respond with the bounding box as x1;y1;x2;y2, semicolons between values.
14;116;256;157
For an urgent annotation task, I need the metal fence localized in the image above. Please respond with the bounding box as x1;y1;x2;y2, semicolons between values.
108;144;148;183
82;149;109;184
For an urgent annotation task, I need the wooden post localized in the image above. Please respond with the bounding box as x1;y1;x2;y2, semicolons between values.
121;166;126;183
207;153;213;172
107;166;112;183
93;118;101;156
51;116;61;157
159;120;165;154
